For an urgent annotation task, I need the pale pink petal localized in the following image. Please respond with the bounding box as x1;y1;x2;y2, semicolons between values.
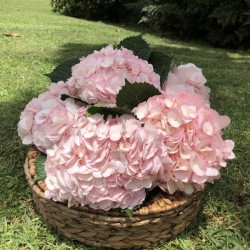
109;124;123;141
168;110;182;128
190;154;206;176
202;121;214;135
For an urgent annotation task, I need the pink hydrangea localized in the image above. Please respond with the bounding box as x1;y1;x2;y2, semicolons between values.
47;81;77;97
163;63;210;101
133;92;235;194
66;45;161;105
18;82;86;153
44;114;169;210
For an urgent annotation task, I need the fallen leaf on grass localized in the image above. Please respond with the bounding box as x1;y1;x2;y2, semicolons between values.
3;32;21;37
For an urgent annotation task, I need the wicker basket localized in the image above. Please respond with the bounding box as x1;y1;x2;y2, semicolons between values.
24;147;204;249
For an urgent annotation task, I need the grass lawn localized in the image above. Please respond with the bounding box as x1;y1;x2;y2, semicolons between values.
0;0;249;249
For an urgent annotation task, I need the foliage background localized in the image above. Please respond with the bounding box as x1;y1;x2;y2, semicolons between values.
51;0;126;22
51;0;250;49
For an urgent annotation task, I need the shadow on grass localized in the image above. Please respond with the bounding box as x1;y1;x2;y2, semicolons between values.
0;88;42;217
52;43;108;64
0;89;39;167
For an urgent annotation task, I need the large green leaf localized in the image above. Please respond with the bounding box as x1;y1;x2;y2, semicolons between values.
149;51;173;86
34;154;47;182
117;35;151;60
45;58;79;82
87;105;132;119
116;81;161;110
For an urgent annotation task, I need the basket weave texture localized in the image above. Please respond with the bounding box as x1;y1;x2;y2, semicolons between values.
24;147;204;249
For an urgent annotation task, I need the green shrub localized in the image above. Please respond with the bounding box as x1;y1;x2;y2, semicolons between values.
207;0;250;48
51;0;125;21
123;0;146;23
137;0;250;49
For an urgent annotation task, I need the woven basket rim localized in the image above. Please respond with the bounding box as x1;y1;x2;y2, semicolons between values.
24;147;204;219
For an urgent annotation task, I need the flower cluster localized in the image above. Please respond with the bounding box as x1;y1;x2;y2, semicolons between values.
133;92;235;194
44;115;168;210
163;63;210;101
18;82;86;153
18;40;235;211
67;45;161;105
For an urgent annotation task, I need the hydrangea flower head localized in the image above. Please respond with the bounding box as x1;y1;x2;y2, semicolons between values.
163;63;210;101
18;82;86;152
67;45;161;105
44;114;169;210
133;92;235;194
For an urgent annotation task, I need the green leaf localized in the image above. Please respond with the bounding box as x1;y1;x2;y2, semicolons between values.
45;58;79;82
149;51;173;86
34;154;47;182
60;94;88;105
116;81;161;110
87;105;132;119
122;209;134;219
117;35;151;60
